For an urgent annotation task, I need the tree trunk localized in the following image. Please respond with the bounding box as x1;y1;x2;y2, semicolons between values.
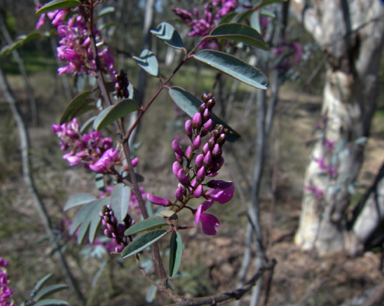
292;0;384;255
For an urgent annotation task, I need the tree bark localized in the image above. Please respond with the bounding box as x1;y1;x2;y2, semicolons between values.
292;0;384;255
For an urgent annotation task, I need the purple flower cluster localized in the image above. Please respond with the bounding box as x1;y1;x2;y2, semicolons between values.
147;93;234;235
271;41;304;72
0;258;14;306
172;0;238;49
305;184;325;199
100;205;131;253
314;157;338;178
36;4;116;78
52;118;124;174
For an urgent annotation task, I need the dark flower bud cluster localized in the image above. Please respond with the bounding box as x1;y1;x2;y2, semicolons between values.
114;69;130;99
100;205;131;253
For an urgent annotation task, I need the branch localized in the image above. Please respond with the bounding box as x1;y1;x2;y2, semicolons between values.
168;260;277;306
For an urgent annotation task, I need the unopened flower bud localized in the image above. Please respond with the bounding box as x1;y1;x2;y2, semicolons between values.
193;184;203;198
104;229;112;238
211;129;219;139
173;161;182;177
192;113;202;130
110;216;117;225
193;135;201;150
175;186;184;201
197;166;206;180
207;98;216;109
211;156;224;172
147;193;172;206
186;146;193;160
185;120;192;138
204;151;213;166
204;119;213;132
177;169;190;185
212;144;222;158
202;93;209;102
106;223;114;232
115;245;124;253
208;137;215;151
195;154;204;168
172;140;184;156
218;133;226;146
175;152;183;162
198;103;206;114
116;224;125;235
203;108;210;121
131;157;139;167
202;143;209;154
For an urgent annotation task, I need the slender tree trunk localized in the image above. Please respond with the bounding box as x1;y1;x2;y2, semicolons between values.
292;0;384;255
0;66;85;304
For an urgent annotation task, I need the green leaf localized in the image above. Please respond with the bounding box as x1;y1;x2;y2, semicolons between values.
69;201;94;236
72;103;97;118
59;91;92;124
193;50;268;90
93;99;139;131
254;0;286;10
110;183;131;223
168;87;241;142
260;9;276;18
169;232;182;277
36;0;82;15
80;116;96;133
251;10;261;33
208;23;269;50
34;300;68;306
132;49;159;77
145;284;158;303
33;284;68;302
94;173;105;191
23;32;42;45
99;22;115;30
219;12;237;24
63;193;97;211
122;230;168;258
97;6;115;19
150;22;184;50
158;210;178;220
124;217;168;236
33;274;53;293
125;172;145;183
235;9;255;23
77;197;110;244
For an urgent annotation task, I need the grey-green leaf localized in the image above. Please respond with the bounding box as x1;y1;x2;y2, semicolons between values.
150;22;184;50
36;0;82;15
254;0;287;10
133;49;159;77
59;91;92;124
33;274;53;293
80;116;97;133
97;6;115;19
219;12;237;24
169;232;182;277
69;201;95;236
63;193;97;211
260;9;276;18
193;50;268;90
209;23;269;50
121;230;168;258
251;10;261;33
77;197;110;244
110;183;131;223
168;87;241;142
93;99;139;131
124;216;168;236
145;284;158;303
33;284;68;302
34;300;68;306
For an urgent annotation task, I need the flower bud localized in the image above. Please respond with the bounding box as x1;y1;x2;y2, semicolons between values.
131;157;139;167
172;140;184;156
203;151;212;166
186;146;193;160
197;166;206;180
203;108;210;122
110;216;117;225
185;120;193;138
192;112;202;130
198;103;206;114
115;245;124;253
104;229;112;238
212;144;222;158
202;143;209;154
217;133;226;146
147;193;172;206
116;224;125;235
204;119;213;132
207;98;215;109
211;129;219;139
106;223;114;232
208;137;215;151
195;154;204;168
175;186;184;201
193;135;201;150
173;161;182;177
193;184;203;198
177;169;190;185
175;152;183;162
211;156;224;172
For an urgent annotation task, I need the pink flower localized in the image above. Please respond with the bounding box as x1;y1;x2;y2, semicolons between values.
194;200;220;235
147;193;172;206
305;185;325;199
63;152;81;166
206;180;234;204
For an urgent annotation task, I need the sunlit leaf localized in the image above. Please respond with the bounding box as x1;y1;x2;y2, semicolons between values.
124;217;168;236
63;193;96;211
168;87;241;142
150;22;184;49
208;23;269;50
33;284;68;302
36;0;82;15
132;49;159;77
193;50;268;90
121;230;168;258
110;183;131;223
93;99;139;131
97;6;115;19
169;232;182;277
59;91;92;124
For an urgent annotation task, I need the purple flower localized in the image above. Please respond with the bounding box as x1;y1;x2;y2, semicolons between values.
305;184;325;199
206;180;234;204
147;193;172;206
194;200;220;235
